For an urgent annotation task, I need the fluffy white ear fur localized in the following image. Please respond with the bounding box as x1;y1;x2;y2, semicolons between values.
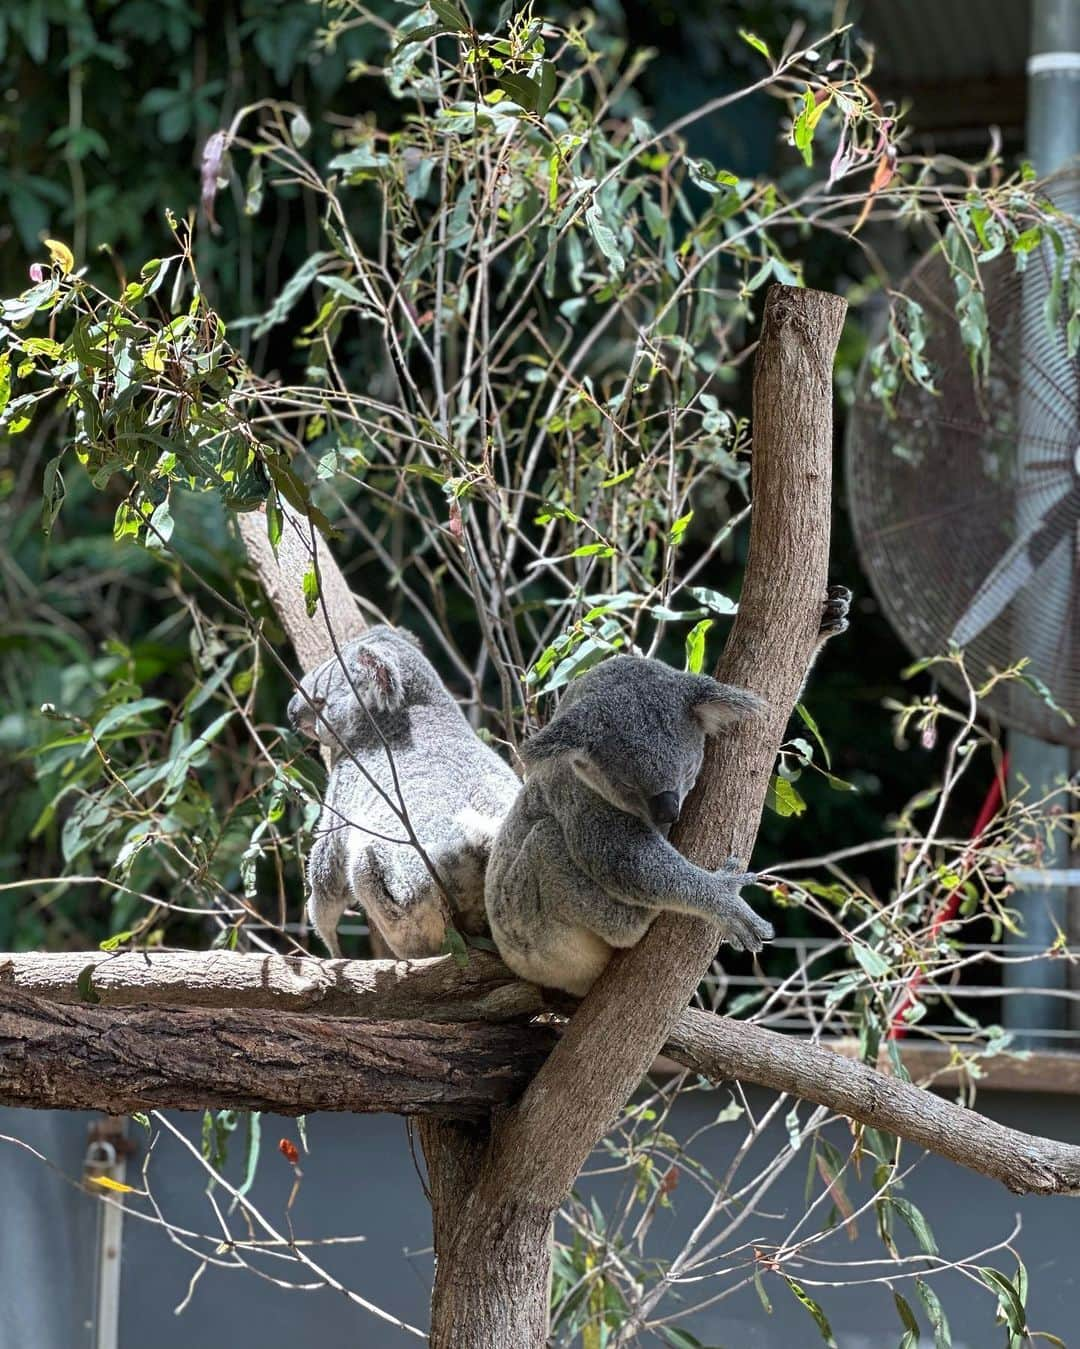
692;686;767;734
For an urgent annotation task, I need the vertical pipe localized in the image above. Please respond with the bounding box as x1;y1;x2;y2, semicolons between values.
1005;0;1080;1045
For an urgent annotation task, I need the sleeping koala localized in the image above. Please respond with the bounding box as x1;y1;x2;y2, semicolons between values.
485;656;774;996
288;626;521;958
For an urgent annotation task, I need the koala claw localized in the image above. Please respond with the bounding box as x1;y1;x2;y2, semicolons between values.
713;858;773;953
819;584;852;638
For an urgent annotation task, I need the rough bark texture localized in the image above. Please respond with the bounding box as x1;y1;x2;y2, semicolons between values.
0;986;555;1118
668;1009;1080;1195
237;500;366;673
0;949;550;1023
6;966;1080;1196
423;284;850;1347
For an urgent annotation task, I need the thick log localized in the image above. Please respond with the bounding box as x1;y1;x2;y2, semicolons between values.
3;964;1080;1195
0;949;548;1023
0;986;555;1119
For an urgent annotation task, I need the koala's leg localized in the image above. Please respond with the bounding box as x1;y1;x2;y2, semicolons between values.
796;584;852;701
358;847;450;959
564;808;774;954
488;819;647;996
306;821;350;958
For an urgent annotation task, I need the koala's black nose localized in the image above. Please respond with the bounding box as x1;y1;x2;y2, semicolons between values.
286;693;302;728
649;791;680;826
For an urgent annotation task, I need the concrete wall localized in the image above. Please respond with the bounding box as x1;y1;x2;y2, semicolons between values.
2;1090;1078;1348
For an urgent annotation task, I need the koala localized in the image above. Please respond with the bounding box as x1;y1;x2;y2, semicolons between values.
287;626;521;958
485;587;852;996
484;657;772;996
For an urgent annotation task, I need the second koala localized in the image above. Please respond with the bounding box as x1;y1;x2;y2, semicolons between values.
288;626;521;958
485;656;774;996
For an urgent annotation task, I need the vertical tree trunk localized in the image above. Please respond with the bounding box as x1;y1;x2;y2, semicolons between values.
421;284;848;1347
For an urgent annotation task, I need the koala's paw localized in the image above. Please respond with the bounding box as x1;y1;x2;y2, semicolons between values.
713;858;774;953
819;584;852;639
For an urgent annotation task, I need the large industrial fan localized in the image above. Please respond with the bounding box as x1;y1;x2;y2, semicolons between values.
847;180;1080;747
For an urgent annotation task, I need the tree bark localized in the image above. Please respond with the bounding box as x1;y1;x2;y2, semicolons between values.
5;973;1080;1196
237;501;365;673
0;949;550;1022
0;985;554;1118
424;283;850;1346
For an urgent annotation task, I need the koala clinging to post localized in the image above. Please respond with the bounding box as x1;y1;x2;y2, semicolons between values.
485;587;851;996
288;625;521;958
485;656;772;997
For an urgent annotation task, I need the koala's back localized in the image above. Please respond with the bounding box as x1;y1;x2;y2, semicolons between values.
323;696;520;950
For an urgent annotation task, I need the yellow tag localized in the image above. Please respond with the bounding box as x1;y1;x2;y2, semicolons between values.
87;1174;138;1194
43;238;75;274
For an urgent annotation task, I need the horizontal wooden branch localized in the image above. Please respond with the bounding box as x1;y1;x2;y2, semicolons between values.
1;948;548;1021
0;984;555;1118
3;950;1079;1195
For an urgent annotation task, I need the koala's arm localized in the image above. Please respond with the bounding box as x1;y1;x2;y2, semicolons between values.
561;800;773;952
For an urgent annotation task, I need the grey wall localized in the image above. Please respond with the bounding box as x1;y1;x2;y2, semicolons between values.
2;1090;1078;1348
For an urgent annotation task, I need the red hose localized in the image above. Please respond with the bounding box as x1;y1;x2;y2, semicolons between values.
887;754;1008;1039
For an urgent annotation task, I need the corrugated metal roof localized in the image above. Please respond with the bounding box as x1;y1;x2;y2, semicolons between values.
859;0;1031;82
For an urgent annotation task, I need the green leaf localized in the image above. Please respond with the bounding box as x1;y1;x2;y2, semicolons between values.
430;0;469;32
914;1277;952;1349
584;203;625;275
390;22;449;55
687;586;736;616
537;60;557;117
669;510;693;546
303;566;320;618
853;944;890;980
739;28;772;60
684;618;712;674
266;488;283;554
99;929;137;952
978;1267;1026;1336
317;274;370;306
235;1111;263;1201
131;1113;151;1132
795;702;831;769
894;1291;920;1349
783;1278;837;1347
76;963;101;1005
89;698;168;745
890;1196;939;1255
570;542;614;558
766;775;806;817
290;111;311;147
441;925;470;968
497;71;541;112
41;454;65;536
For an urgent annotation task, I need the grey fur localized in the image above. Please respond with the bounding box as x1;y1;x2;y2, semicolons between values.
485;655;775;996
288;626;520;958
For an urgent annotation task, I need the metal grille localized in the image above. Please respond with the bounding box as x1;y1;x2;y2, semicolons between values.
847;181;1080;747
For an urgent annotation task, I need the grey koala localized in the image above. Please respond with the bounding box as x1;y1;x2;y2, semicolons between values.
485;656;773;996
288;626;521;958
485;587;852;996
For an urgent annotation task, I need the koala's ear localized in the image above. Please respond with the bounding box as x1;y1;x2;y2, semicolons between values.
686;676;767;735
521;701;592;766
351;641;406;713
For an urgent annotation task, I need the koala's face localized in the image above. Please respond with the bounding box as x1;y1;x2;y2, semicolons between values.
524;655;765;832
286;628;412;746
572;717;706;833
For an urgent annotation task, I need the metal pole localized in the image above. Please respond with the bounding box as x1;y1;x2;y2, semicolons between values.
1005;0;1080;1046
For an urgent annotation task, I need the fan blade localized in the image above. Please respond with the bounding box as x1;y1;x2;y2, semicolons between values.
949;483;1080;647
949;536;1036;647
